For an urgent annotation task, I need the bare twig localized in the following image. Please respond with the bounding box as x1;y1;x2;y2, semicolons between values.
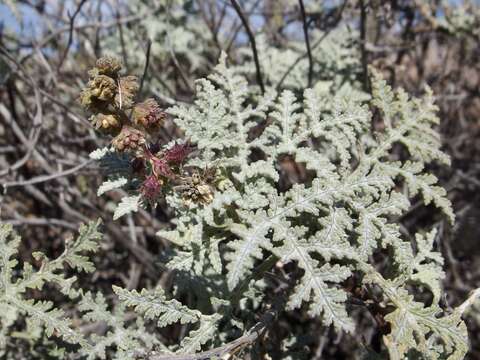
0;47;44;176
7;217;79;230
1;159;93;190
214;0;229;43
298;0;314;87
138;39;152;95
116;10;130;72
0;104;42;177
230;0;265;94
276;0;347;91
165;0;194;92
17;7;162;66
57;0;88;70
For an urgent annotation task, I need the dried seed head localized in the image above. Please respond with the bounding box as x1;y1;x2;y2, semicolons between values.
112;126;146;153
132;98;166;131
79;88;103;111
91;114;122;135
115;76;139;109
180;170;215;206
80;74;117;112
191;172;202;185
80;80;112;112
196;184;214;204
95;56;122;77
181;183;214;206
89;75;117;101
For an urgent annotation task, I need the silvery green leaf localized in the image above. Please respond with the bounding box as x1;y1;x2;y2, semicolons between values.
113;195;142;220
97;178;128;196
113;286;200;327
89;146;111;160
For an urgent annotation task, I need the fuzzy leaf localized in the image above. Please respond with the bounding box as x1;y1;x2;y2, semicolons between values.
113;195;142;220
113;286;200;327
179;314;222;353
97;178;128;196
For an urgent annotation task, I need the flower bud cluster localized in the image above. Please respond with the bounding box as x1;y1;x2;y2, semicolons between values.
134;142;194;204
81;56;215;206
133;99;166;131
79;56;164;152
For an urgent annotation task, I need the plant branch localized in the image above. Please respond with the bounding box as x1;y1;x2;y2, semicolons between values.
230;0;265;94
57;0;88;70
1;159;94;190
298;0;314;87
165;0;194;93
276;0;347;91
139;39;152;95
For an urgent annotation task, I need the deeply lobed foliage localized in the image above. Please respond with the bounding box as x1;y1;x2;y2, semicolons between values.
80;54;469;359
160;55;467;358
0;221;167;359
